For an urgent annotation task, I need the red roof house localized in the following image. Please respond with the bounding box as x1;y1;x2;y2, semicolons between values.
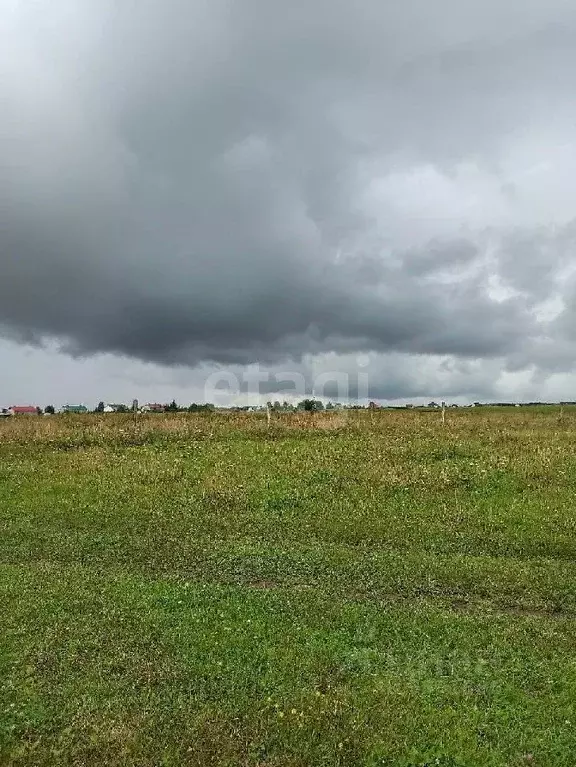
9;406;38;415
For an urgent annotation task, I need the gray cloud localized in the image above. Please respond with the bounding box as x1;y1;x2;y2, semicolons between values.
2;0;576;398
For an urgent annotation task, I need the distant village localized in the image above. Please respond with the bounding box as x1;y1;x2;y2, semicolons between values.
1;399;572;417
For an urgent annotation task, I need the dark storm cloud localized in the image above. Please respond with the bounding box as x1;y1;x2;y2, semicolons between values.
2;0;576;384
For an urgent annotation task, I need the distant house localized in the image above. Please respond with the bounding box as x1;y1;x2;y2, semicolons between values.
103;404;127;413
9;406;38;416
141;403;165;413
62;404;88;414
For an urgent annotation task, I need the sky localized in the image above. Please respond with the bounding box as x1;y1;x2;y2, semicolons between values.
2;0;576;408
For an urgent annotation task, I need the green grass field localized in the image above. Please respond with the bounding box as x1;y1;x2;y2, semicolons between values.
1;408;576;766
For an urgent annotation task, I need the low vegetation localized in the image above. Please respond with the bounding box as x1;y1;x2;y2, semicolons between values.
1;407;576;765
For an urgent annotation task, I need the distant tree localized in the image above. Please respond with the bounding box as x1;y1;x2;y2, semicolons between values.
188;403;214;413
166;399;179;412
115;404;129;413
44;405;55;415
298;399;323;412
36;407;43;415
95;401;105;413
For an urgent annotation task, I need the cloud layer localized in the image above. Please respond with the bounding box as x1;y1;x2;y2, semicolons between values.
2;0;576;399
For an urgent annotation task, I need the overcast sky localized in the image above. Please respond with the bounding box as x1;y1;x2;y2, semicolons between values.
2;0;576;407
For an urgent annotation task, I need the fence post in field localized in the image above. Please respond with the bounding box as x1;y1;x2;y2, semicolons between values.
441;401;446;426
266;403;271;427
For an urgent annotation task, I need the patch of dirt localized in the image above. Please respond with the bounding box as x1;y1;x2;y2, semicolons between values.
247;580;279;589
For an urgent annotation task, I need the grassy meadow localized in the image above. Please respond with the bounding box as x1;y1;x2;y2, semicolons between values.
1;407;576;765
